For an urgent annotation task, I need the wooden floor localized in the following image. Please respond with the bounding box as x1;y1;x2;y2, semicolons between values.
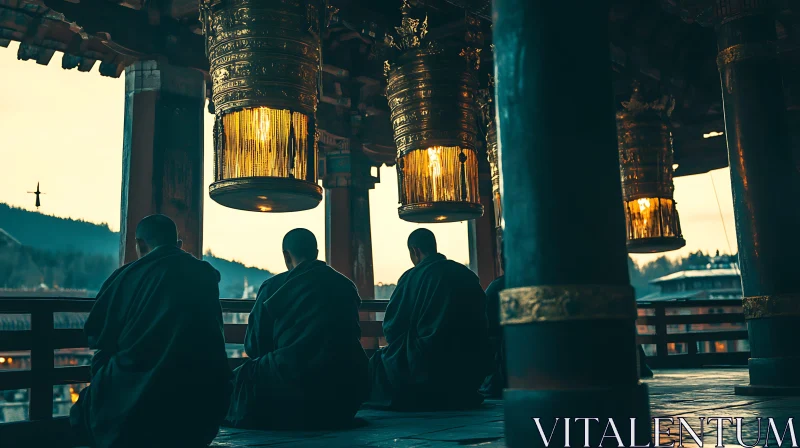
211;368;800;447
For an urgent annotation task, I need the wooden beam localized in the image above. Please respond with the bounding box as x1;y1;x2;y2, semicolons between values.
119;60;205;264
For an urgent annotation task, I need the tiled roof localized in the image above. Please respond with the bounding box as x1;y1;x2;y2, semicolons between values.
637;288;742;303
649;268;740;284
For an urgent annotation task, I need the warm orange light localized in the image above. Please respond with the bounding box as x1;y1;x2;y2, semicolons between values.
70;387;80;403
434;216;447;221
217;107;309;181
258;205;272;212
624;197;681;241
715;341;726;352
6;357;11;363
257;196;268;200
400;146;479;205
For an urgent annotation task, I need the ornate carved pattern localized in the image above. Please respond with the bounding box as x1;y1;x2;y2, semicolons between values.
459;47;482;70
616;81;678;200
743;295;800;319
477;74;501;228
716;42;779;69
201;0;322;116
384;0;429;52
500;285;637;324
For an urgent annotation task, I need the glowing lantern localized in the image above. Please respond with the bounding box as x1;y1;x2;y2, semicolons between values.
617;82;685;253
201;0;323;212
384;2;483;223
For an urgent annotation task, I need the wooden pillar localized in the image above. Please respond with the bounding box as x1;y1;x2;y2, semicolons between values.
468;160;499;289
119;61;205;265
708;1;800;395
494;0;649;446
323;139;376;300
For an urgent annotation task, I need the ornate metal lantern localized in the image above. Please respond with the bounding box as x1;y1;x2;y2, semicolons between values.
384;2;483;223
201;0;323;212
617;83;686;253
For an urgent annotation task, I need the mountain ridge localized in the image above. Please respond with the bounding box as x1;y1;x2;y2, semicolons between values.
0;203;273;297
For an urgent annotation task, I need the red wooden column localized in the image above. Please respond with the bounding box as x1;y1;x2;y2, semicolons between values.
322;134;377;300
119;61;205;264
468;160;499;289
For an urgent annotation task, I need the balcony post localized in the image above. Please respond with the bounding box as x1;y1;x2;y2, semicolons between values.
493;0;650;446
468;158;500;288
706;0;800;395
322;134;376;300
119;61;205;265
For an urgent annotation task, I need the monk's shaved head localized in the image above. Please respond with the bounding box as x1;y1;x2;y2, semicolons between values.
282;228;318;263
135;214;178;249
408;228;437;255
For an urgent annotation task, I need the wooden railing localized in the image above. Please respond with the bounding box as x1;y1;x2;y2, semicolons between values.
0;296;749;423
0;297;389;423
635;299;749;368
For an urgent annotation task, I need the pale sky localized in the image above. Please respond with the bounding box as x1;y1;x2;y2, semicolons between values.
0;42;736;282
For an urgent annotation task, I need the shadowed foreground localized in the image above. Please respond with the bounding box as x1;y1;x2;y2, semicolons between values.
206;368;800;448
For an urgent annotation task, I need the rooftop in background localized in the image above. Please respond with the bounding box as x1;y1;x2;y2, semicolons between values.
0;229;20;247
639;253;742;303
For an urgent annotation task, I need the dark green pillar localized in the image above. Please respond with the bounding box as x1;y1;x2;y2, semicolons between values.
493;0;650;446
709;1;800;395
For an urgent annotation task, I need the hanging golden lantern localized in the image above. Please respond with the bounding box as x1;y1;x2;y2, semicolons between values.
201;0;323;212
617;82;686;253
384;2;483;223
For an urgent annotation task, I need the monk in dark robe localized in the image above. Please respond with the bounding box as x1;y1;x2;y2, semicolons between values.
369;228;492;410
479;272;506;398
225;228;368;429
70;214;232;448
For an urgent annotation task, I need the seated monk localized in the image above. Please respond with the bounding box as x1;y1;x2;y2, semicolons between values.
70;214;232;448
369;228;492;410
225;228;369;429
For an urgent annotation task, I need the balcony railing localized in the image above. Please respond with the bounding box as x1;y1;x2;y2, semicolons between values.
0;297;389;424
0;296;748;426
635;298;749;368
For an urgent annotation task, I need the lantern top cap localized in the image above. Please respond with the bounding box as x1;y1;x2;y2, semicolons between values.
384;0;429;52
619;80;676;119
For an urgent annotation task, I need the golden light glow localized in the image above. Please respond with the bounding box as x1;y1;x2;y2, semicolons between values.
217;107;309;181
257;196;268;200
0;357;5;363
258;205;272;212
70;386;80;403
400;146;479;205
625;197;681;240
703;131;724;139
435;215;447;221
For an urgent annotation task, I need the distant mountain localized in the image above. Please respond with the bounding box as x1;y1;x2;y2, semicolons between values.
203;251;274;298
0;203;118;255
0;203;273;297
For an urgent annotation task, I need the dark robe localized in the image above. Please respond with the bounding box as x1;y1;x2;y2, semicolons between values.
479;275;506;398
226;260;369;429
70;245;232;448
369;253;492;410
